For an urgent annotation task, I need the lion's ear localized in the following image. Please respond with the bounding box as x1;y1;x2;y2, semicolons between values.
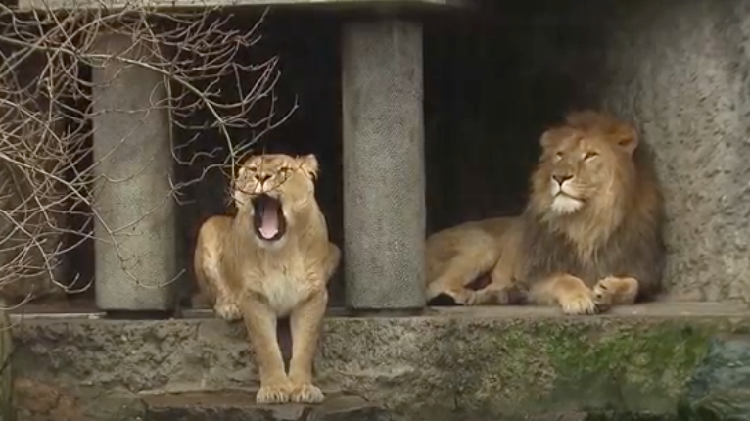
299;154;319;180
614;123;638;154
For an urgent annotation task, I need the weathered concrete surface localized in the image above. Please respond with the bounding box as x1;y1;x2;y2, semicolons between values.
9;304;750;420
91;33;177;311
342;20;426;310
143;392;390;421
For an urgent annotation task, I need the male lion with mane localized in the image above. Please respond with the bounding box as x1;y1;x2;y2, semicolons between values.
193;153;340;404
426;111;666;314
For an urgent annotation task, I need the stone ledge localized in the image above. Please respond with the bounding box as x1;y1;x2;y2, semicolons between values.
143;392;389;421
10;303;750;421
16;0;470;13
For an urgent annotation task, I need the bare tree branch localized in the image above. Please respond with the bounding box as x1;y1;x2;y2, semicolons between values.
0;2;294;306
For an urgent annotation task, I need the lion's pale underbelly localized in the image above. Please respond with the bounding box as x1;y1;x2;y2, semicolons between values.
249;263;313;317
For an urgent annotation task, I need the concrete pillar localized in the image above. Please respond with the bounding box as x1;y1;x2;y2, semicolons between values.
341;20;426;312
91;33;177;311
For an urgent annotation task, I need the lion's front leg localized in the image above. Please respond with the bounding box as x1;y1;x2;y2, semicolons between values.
240;296;290;404
287;289;327;404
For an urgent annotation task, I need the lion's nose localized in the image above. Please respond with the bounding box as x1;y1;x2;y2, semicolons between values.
552;174;573;185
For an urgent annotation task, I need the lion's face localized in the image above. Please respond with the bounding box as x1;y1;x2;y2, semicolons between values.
530;112;638;217
232;154;319;243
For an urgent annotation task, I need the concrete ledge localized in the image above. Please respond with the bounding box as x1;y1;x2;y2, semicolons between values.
10;304;750;420
143;392;389;421
16;0;470;13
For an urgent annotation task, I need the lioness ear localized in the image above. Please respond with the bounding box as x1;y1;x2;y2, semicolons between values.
299;154;319;180
614;123;638;154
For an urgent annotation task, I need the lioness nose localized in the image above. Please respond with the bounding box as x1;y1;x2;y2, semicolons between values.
257;173;271;183
552;174;573;184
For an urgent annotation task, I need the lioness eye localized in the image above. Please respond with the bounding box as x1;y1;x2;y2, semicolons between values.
584;152;598;161
248;165;258;172
555;151;564;160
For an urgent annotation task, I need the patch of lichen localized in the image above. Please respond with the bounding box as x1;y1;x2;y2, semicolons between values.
546;320;714;412
448;318;717;416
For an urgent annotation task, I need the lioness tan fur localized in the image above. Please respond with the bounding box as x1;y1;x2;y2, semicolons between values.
426;111;666;314
194;153;340;404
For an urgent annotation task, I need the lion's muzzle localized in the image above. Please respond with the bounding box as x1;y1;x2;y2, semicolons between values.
252;194;287;242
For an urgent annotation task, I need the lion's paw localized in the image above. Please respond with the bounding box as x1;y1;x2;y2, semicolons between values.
289;382;325;404
559;290;598;315
214;302;242;321
256;383;291;404
593;276;638;306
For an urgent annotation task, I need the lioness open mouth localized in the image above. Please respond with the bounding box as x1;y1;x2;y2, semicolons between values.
252;194;287;241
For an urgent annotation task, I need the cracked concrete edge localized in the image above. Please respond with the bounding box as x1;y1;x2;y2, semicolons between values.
10;306;750;420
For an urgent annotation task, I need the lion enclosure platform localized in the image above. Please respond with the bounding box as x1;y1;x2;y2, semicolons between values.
9;303;750;421
6;0;750;420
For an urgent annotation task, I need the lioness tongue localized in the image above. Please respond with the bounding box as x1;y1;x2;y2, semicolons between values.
258;199;279;239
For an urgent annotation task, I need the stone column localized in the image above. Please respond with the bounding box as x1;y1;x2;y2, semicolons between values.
341;20;426;312
91;33;177;311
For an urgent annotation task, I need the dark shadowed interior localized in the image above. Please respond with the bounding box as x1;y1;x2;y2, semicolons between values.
53;1;639;309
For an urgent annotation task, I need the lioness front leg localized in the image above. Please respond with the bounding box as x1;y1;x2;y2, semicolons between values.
593;276;639;308
240;297;290;404
529;274;599;315
287;289;327;403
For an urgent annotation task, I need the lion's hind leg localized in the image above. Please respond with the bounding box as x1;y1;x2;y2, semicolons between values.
426;238;500;305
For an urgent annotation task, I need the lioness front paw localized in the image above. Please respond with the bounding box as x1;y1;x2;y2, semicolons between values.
214;302;241;321
256;383;291;404
559;290;598;315
289;382;325;404
593;276;638;306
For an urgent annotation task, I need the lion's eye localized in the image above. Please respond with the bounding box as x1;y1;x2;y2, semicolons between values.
584;152;598;161
554;152;564;161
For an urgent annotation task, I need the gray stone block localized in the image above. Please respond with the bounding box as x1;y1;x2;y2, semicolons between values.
91;33;177;311
341;20;426;311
